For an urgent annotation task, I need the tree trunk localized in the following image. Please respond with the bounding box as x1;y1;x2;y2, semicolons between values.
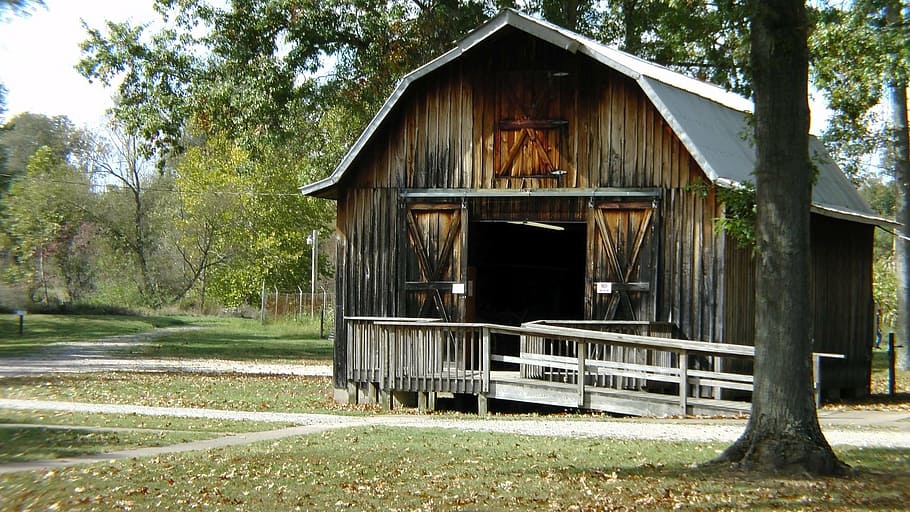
713;0;847;476
886;0;909;371
891;80;910;371
621;0;643;55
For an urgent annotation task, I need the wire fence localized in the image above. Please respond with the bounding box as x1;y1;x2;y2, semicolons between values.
259;285;335;338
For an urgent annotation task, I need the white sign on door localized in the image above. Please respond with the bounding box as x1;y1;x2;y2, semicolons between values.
596;282;613;294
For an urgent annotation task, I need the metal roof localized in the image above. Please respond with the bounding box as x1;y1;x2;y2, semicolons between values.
299;9;888;227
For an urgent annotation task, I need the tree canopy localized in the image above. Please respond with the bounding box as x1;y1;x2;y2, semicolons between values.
0;0;900;323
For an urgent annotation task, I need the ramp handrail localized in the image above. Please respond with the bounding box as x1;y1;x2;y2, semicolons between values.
345;318;840;414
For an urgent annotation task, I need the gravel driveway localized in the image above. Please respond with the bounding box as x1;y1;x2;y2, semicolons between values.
0;326;331;377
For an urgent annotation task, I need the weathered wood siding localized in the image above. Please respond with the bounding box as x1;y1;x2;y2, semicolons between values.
721;215;874;397
810;215;874;397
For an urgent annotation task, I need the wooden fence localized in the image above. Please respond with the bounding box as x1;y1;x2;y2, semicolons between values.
345;317;842;415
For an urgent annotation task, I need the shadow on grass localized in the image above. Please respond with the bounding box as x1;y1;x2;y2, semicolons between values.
0;314;193;357
0;426;133;463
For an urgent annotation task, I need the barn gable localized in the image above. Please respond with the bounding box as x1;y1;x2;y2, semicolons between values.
301;9;884;228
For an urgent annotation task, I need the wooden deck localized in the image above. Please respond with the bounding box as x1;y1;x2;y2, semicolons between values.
344;318;836;417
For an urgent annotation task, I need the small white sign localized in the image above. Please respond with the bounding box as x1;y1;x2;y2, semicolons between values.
596;282;613;294
452;283;466;295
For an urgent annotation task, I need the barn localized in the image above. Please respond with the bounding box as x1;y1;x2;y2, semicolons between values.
300;10;890;413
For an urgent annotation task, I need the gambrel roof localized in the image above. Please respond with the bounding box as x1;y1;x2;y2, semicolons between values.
300;9;889;226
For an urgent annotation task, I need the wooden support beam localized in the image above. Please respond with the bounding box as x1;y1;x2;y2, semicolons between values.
499;119;568;130
477;393;489;416
347;382;357;405
418;392;436;412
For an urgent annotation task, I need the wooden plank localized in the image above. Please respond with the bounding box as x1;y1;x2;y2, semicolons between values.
483;72;495;189
679;350;688;413
577;341;586;406
482;326;491;393
499;119;569;130
460;64;472;189
471;71;482;189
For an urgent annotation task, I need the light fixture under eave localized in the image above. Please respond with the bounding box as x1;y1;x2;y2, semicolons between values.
506;220;565;231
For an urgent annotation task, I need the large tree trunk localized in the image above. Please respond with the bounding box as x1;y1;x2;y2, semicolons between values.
713;0;847;475
621;0;643;55
891;79;910;371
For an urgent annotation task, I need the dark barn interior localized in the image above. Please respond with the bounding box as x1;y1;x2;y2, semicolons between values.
470;221;586;326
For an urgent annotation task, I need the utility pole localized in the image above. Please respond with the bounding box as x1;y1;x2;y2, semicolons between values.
307;229;318;317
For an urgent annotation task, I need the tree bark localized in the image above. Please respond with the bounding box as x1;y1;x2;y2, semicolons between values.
713;0;847;475
886;0;910;371
891;80;910;371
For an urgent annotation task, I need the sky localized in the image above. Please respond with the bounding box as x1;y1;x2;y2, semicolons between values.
0;0;159;129
1;1;832;134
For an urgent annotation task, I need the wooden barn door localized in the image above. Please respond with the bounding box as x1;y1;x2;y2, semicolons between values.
586;202;658;322
401;202;468;321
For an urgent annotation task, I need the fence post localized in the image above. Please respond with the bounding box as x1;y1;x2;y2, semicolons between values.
577;341;586;408
319;285;326;339
274;286;279;319
679;350;688;414
813;353;822;407
16;310;25;336
297;286;303;322
308;229;318;317
260;282;266;323
888;332;897;396
481;327;491;393
319;285;325;339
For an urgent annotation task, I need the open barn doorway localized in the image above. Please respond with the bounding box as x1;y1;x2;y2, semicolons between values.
469;221;586;324
468;220;586;363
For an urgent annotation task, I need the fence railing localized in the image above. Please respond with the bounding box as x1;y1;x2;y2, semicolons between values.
260;287;334;321
519;320;678;388
345;317;842;414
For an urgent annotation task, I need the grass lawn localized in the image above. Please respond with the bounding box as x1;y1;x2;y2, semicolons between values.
820;347;910;412
0;314;190;357
1;373;341;414
0;409;292;434
871;348;910;393
0;427;907;511
129;316;332;361
0;425;216;464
